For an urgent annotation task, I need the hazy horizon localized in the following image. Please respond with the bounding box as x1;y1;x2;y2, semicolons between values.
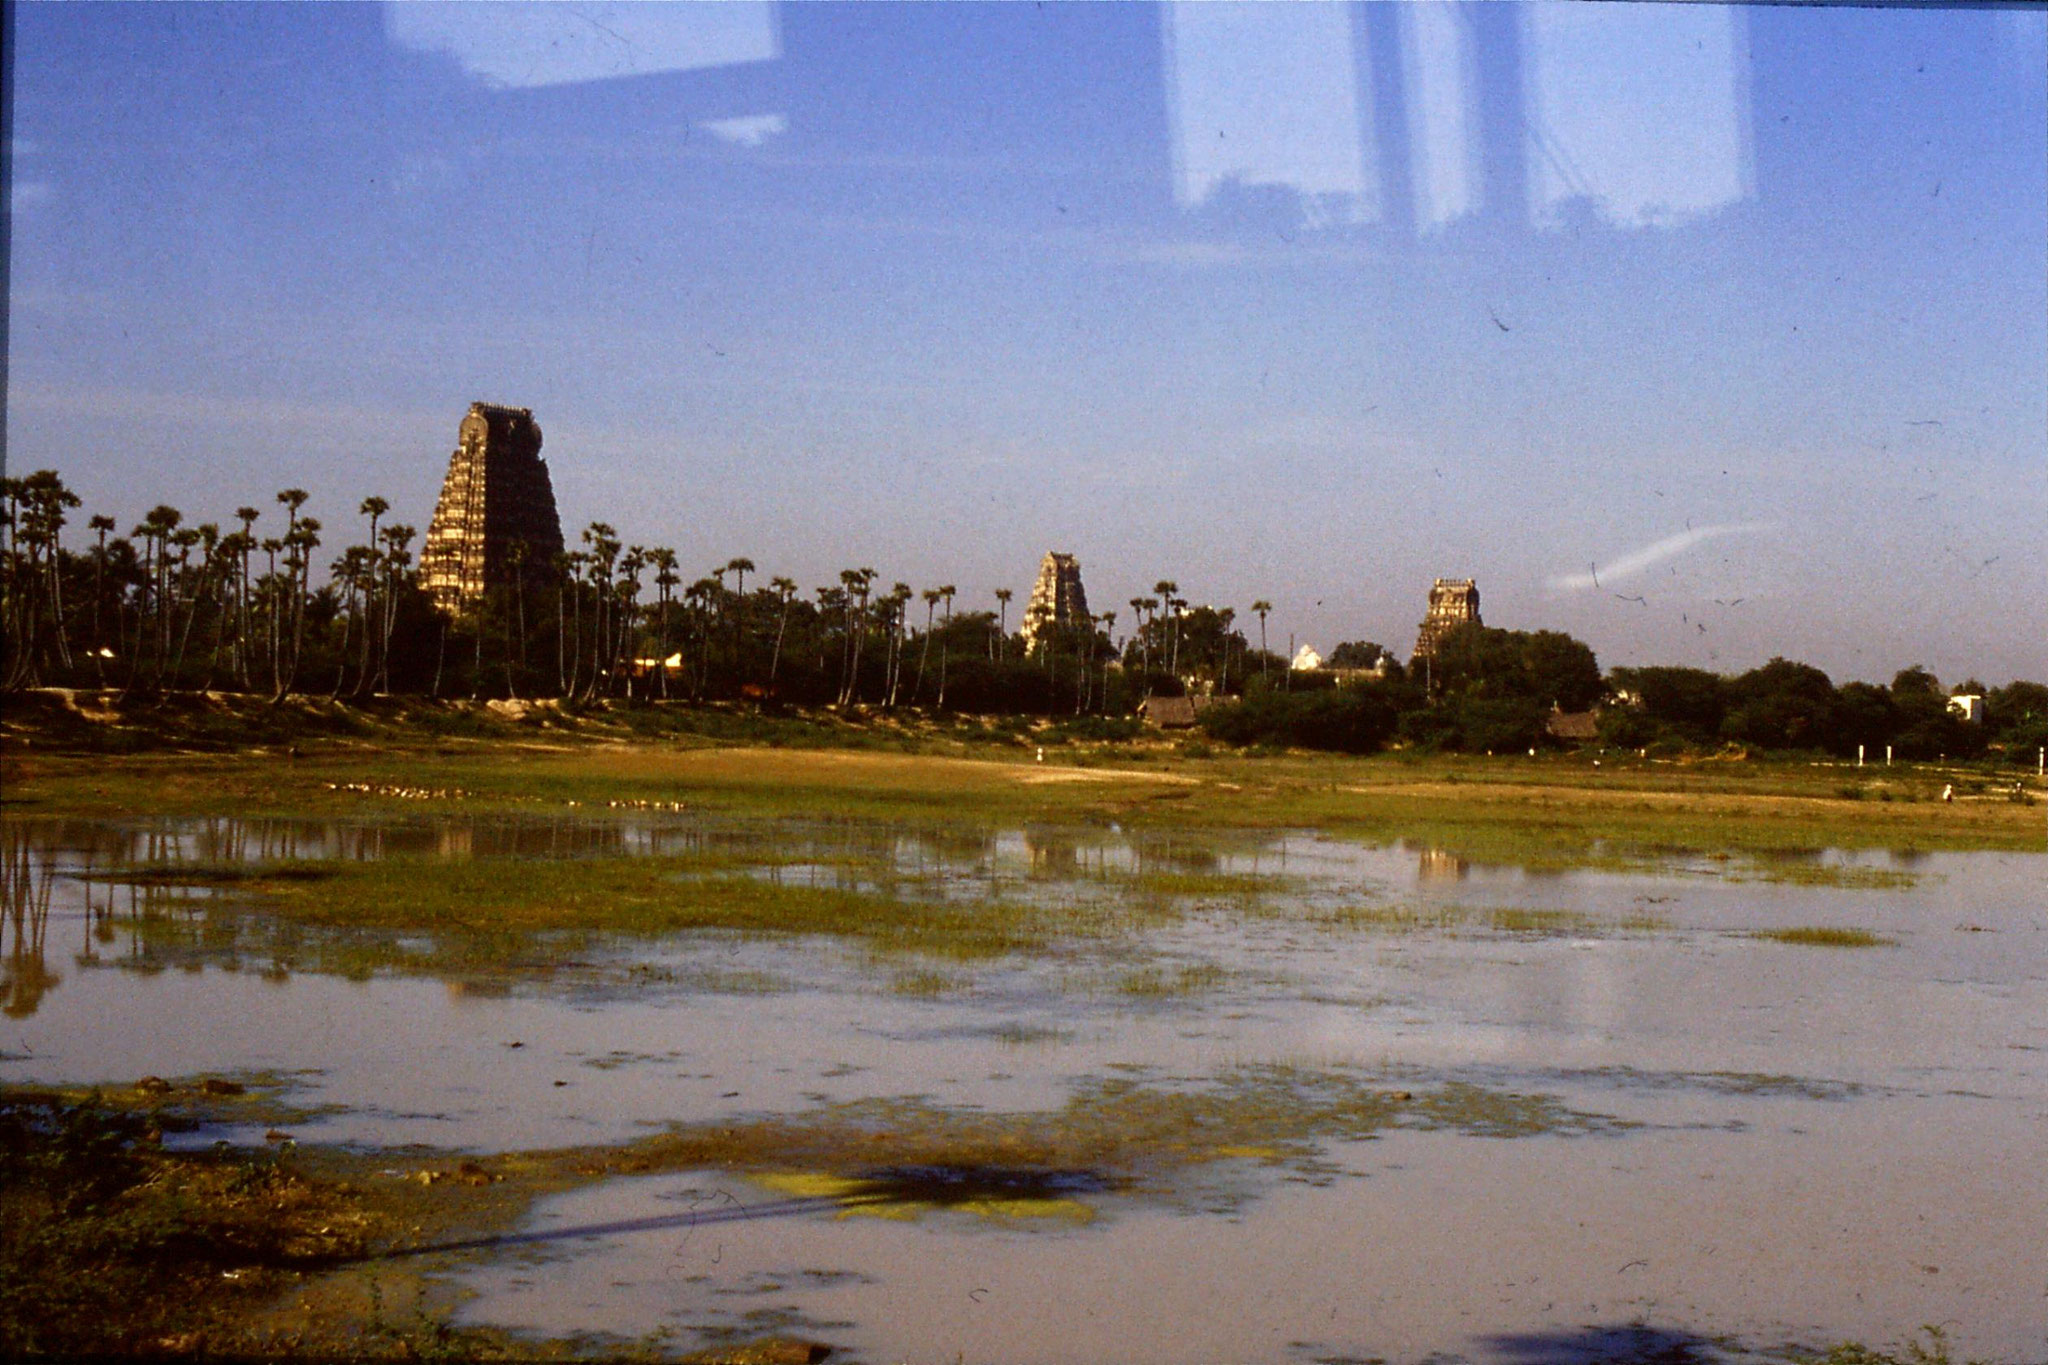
7;2;2044;686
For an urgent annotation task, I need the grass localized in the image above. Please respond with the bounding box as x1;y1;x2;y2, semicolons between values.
886;968;958;997
7;730;2041;858
0;1090;560;1362
549;1061;1630;1208
1803;1327;1985;1365
92;851;1218;973
1751;926;1898;948
1113;961;1229;997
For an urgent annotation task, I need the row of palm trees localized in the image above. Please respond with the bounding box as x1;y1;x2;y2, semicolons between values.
2;470;1280;709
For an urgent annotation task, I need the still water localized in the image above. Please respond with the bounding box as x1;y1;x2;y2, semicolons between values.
3;814;2044;1363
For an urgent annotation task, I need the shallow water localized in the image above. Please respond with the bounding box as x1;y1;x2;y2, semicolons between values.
3;813;2044;1362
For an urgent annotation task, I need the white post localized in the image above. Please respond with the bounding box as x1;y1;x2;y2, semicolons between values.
2038;746;2044;777
1857;744;1864;767
1886;744;1893;766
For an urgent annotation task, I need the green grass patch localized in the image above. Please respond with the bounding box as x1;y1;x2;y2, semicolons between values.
10;737;2040;856
578;1062;1630;1204
887;968;959;998
1751;926;1897;948
1114;962;1229;997
1486;908;1591;934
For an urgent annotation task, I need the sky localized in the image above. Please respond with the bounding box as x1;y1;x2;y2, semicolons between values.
6;1;2045;685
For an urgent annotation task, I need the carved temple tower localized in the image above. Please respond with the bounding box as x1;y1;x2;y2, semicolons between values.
420;403;565;613
1412;578;1481;660
1020;552;1091;653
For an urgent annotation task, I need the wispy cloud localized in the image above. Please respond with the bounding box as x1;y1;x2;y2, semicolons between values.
1549;522;1775;592
700;114;786;149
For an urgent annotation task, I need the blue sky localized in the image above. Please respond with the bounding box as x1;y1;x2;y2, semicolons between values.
7;2;2044;683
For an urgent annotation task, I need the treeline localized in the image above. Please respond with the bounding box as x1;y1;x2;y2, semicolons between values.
0;472;1265;714
1198;624;2046;765
1201;624;1600;755
1599;661;2046;762
4;471;2039;763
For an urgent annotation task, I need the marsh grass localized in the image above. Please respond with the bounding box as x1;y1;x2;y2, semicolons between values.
887;969;958;998
1731;863;1921;890
1751;926;1897;948
579;1062;1629;1205
1804;1327;1980;1365
85;859;342;887
1114;962;1230;998
1305;899;1642;940
92;845;1295;981
1486;908;1591;934
1560;1065;1862;1102
10;739;2039;855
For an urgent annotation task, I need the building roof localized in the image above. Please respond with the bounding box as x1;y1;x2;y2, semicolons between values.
1545;708;1601;741
1137;695;1219;728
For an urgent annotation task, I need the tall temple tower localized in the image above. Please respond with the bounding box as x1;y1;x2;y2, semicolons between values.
1020;552;1091;653
1412;578;1481;660
420;403;565;613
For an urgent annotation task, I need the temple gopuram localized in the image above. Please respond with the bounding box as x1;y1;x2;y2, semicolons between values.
1412;578;1481;660
420;403;565;613
1020;552;1091;653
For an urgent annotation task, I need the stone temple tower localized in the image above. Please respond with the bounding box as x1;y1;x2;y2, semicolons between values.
1412;578;1481;660
420;403;565;613
1020;552;1091;653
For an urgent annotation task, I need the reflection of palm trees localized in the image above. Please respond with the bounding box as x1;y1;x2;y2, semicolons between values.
2;829;60;1018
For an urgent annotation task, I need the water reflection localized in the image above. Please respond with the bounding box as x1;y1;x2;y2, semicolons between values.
0;811;2017;1023
1417;847;1469;883
2;828;60;1017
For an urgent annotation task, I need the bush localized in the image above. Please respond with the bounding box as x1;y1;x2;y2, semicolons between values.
1200;685;1397;755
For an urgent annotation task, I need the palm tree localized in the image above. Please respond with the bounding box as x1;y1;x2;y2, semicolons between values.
279;515;320;697
376;524;413;695
916;588;941;701
767;576;798;689
1251;600;1273;682
1097;610;1117;711
837;568;875;707
883;583;911;706
993;587;1012;661
649;548;680;699
1151;582;1184;678
232;507;259;687
87;514;115;685
353;497;389;696
725;557;756;677
936;584;958;709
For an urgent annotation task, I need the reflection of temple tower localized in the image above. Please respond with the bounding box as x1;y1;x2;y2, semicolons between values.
1416;847;1469;883
421;403;565;613
1412;578;1481;660
1020;552;1091;653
